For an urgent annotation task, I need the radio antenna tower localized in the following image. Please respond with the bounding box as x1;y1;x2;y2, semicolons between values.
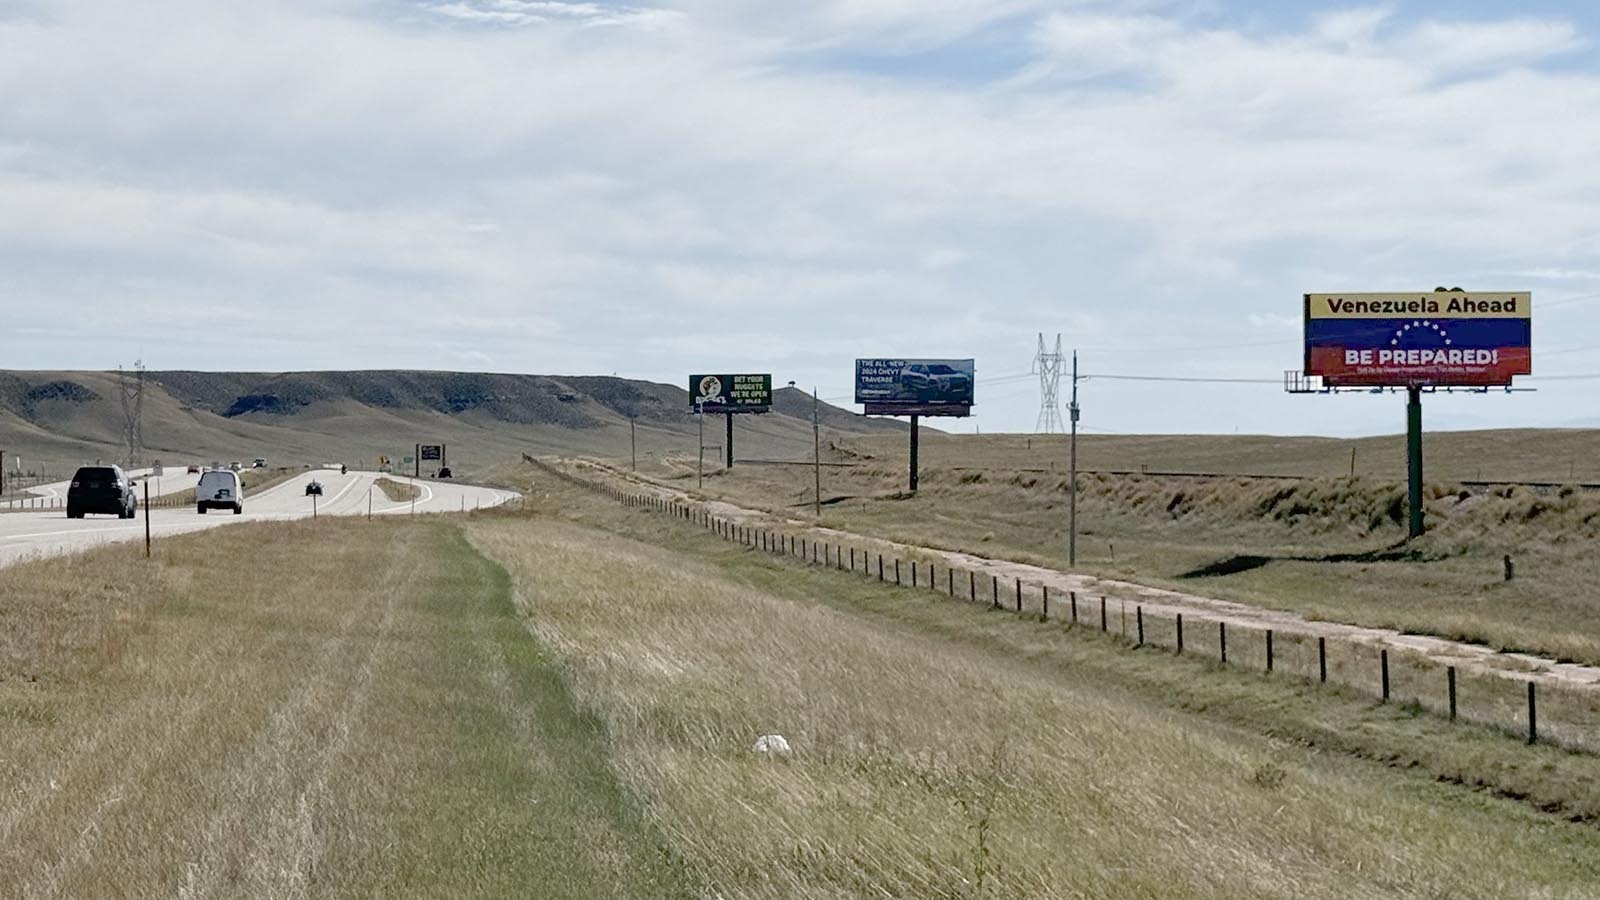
118;359;145;466
1032;333;1064;433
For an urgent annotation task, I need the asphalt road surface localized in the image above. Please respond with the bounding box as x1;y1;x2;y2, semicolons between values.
0;467;202;509
0;470;518;568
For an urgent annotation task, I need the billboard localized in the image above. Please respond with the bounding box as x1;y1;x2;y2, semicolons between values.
419;445;443;461
1304;292;1530;387
689;374;772;413
855;358;975;416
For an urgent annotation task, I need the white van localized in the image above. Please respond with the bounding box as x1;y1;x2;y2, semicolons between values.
197;469;244;515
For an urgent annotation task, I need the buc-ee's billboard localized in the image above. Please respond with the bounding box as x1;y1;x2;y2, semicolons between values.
855;358;975;416
1304;292;1531;388
689;374;772;413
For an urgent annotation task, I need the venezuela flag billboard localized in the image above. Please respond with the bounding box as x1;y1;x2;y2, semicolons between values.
1304;291;1530;388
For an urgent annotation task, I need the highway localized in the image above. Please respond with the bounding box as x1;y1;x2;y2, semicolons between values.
0;466;202;509
0;469;518;568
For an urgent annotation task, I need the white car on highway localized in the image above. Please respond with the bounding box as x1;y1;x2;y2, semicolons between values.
197;469;244;515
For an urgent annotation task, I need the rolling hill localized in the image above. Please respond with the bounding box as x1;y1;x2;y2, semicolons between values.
0;370;905;481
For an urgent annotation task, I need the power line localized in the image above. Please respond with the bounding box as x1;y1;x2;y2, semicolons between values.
1526;372;1600;381
1078;337;1300;354
1082;373;1281;385
1541;289;1600;310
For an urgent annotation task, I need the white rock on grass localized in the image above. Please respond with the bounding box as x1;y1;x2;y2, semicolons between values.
751;734;791;756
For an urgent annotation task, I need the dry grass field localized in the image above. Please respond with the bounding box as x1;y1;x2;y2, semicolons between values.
630;432;1600;669
0;518;690;899
13;469;1600;897
826;429;1600;483
459;476;1600;897
373;476;422;503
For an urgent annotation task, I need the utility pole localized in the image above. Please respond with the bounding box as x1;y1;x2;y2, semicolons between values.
813;387;821;516
630;416;637;471
1068;350;1080;567
696;403;704;489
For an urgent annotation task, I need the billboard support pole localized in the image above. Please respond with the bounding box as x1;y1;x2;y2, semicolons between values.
630;416;637;471
696;404;704;489
909;415;919;493
414;443;420;480
726;412;734;469
1406;386;1424;538
812;387;821;516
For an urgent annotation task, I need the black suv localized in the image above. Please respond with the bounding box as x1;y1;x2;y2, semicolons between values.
67;465;138;519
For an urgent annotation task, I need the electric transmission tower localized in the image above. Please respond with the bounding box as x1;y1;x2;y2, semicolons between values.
1032;333;1064;433
118;360;145;466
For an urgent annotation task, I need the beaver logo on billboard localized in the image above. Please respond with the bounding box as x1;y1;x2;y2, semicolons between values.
1304;292;1530;387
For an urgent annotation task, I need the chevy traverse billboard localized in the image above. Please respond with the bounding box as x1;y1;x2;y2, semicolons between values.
855;358;974;416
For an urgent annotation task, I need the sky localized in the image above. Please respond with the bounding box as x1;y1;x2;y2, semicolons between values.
4;0;1600;436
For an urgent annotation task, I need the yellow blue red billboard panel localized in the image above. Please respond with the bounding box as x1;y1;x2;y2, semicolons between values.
1304;292;1530;387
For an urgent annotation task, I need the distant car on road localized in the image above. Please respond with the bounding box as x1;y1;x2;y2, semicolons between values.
437;467;452;479
66;465;138;519
252;458;266;468
229;461;243;472
197;469;244;515
305;481;323;496
186;464;201;474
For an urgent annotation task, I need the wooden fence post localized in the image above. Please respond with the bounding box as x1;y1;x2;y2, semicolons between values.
1070;591;1078;623
1099;596;1107;631
1266;629;1274;672
895;559;901;585
970;571;976;602
991;575;999;610
1318;637;1327;683
1015;578;1022;612
1447;667;1457;721
1042;585;1049;621
1219;621;1227;664
878;555;884;581
1136;606;1144;646
1176;614;1184;653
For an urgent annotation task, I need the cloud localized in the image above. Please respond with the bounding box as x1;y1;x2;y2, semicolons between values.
2;1;1600;434
419;0;682;29
1024;12;1180;81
